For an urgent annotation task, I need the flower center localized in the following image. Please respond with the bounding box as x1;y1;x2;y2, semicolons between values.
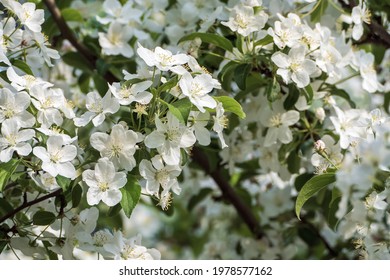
165;129;180;142
50;151;62;163
157;53;174;67
42;97;53;109
88;102;103;113
119;87;133;98
98;181;109;192
269;113;282;127
110;144;122;158
5;134;17;146
3;105;15;118
121;244;136;260
235;14;249;29
190;82;204;97
93;231;110;247
155;169;169;188
290;61;301;72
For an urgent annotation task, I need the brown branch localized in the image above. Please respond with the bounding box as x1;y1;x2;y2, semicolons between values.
0;189;63;224
191;146;263;239
42;0;263;240
42;0;117;83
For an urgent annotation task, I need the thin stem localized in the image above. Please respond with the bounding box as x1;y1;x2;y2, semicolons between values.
8;244;21;260
331;73;360;86
328;0;347;14
301;0;322;18
0;189;63;224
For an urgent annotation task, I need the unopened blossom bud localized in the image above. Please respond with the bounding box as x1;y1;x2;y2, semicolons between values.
314;139;326;153
315;107;326;123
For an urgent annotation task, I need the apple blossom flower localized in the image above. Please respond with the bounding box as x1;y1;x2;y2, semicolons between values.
268;13;303;49
213;102;228;149
136;43;189;72
109;80;153;105
74;90;120;127
188;111;211;146
0;88;35;128
144;112;196;165
260;100;300;147
271;45;317;88
33;135;78;179
82;157;127;207
98;21;134;58
179;72;217;112
221;5;268;36
11;1;44;33
0;119;35;162
104;232;161;260
29;85;64;127
90;124;141;171
139;155;182;197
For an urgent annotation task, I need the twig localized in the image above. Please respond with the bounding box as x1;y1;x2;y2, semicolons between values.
0;189;62;224
42;0;117;83
42;0;264;240
191;146;264;239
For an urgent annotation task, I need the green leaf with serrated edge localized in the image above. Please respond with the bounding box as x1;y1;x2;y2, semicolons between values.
120;175;141;218
295;173;336;219
159;99;185;123
214;96;246;119
234;64;252;90
310;0;328;23
12;60;33;75
33;211;56;226
0;159;20;192
178;32;234;52
61;8;84;22
254;35;274;47
71;184;82;208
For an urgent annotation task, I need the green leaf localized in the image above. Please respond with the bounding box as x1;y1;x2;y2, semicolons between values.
62;52;92;73
107;203;122;217
12;60;34;75
120;175;141;218
0;159;20;192
61;8;84;22
33;211;56;226
218;61;238;91
327;187;342;230
71;184;83;208
214;96;246;119
266;76;281;102
93;73;109;96
284;84;300;110
0;198;14;217
159;99;185;123
287;150;301;174
295;173;336;219
234;64;252;90
56;176;71;191
302;84;314;104
178;32;234;52
188;188;213;211
78;73;91;93
157;76;178;94
254;35;274;47
171;98;193;123
331;88;356;109
310;0;328;23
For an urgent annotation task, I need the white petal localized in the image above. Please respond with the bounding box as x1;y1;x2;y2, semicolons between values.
90;132;110;152
58;162;76;178
271;52;290;68
144;131;164;148
103;190;122;206
281;111;300;126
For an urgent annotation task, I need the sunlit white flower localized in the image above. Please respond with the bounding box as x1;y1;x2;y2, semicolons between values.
188;111;211;146
104;232;161;260
179;72;217;112
268;13;303;49
12;2;44;33
98;21;134;58
33;136;77;178
221;5;268;36
109;80;153;105
74;91;120;127
330;106;365;149
213;102;228;148
6;67;53;91
82;157;126;206
0;119;35;162
311;135;343;173
139;155;181;197
90;124;141;171
96;0;143;25
136;43;189;72
30;85;64;127
351;0;371;40
353;50;382;93
260;100;299;147
144;112;196;165
271;46;317;88
0;88;35;128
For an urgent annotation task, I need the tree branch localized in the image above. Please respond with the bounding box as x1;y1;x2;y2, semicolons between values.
0;189;63;224
42;0;263;240
191;146;264;239
42;0;117;83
